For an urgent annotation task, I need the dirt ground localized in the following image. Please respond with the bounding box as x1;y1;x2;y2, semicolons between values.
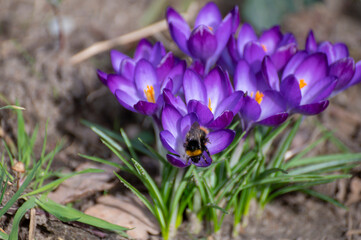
1;0;361;239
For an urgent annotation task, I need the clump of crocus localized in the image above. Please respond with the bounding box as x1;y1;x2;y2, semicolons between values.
97;1;361;168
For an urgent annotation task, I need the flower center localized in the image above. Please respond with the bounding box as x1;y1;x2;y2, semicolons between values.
261;44;267;52
299;79;307;89
207;26;213;32
144;85;155;103
208;98;212;112
250;91;264;104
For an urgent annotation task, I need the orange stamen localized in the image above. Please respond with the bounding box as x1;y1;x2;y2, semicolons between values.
208;26;213;32
299;79;307;89
261;44;267;52
208;98;212;112
144;85;155;103
255;91;264;104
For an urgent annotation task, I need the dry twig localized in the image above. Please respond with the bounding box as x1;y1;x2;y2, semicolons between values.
69;3;198;65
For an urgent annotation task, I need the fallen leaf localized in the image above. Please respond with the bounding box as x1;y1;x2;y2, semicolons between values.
48;162;116;204
84;195;160;239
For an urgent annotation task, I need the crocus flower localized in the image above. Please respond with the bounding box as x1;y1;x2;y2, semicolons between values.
106;57;185;117
160;104;235;167
234;58;288;130
181;67;243;130
166;2;238;73
220;23;297;74
305;30;357;93
280;52;337;115
97;39;166;84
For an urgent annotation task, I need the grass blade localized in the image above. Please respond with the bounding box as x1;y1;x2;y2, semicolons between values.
9;197;36;240
35;196;129;237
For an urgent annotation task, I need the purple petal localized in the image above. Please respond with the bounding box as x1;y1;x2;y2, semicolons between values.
167;154;190;168
110;50;127;73
237;23;257;57
305;30;317;53
230;6;240;33
207;111;234;130
294;52;328;86
183;69;207;104
120;58;136;81
157;52;175;82
270;43;297;71
333;43;349;60
257;113;288;126
343;60;361;90
187;100;214;126
294;100;329;115
194;2;222;29
234;60;257;93
204;67;232;109
165;60;186;94
240;95;261;122
134;39;153;61
214;91;244;117
258;91;286;121
192;151;212;167
262;56;280;91
189;60;205;76
280;75;301;109
243;42;266;73
134;101;158;115
163;89;187;115
167;7;191;55
115;90;138;112
187;25;217;62
162;104;182;135
329;57;355;90
301;76;337;105
149;42;166;66
282;51;308;79
259;26;282;53
134;59;160;100
209;13;232;65
96;69;108;85
207;129;235;155
107;74;136;95
160;130;177;154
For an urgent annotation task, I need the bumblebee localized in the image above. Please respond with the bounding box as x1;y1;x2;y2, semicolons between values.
183;122;210;164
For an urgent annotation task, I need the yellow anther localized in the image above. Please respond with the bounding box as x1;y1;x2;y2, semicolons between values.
208;26;213;32
144;85;155;103
208;98;212;112
299;79;307;89
255;91;264;104
261;44;267;52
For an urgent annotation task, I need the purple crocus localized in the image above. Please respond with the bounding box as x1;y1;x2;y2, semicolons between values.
166;2;238;73
305;30;358;93
97;40;186;117
220;23;297;74
97;39;166;84
160;104;235;167
280;52;337;115
164;67;243;130
234;58;288;130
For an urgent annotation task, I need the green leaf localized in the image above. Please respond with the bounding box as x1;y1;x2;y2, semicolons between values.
0;105;25;111
285;153;361;169
79;154;129;172
138;138;167;165
301;189;346;209
207;203;229;215
0;231;8;240
9;197;36;240
255;168;288;181
35;196;129;237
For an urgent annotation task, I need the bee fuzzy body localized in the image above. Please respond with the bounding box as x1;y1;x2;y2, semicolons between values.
183;122;210;164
